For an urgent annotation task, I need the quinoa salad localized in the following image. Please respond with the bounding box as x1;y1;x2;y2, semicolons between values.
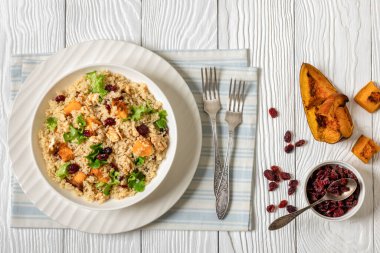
38;70;169;203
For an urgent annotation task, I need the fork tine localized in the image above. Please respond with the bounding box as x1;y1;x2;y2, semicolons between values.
205;67;209;100
236;81;242;112
201;68;206;100
214;67;218;99
228;79;233;110
239;81;246;112
232;79;237;112
209;67;214;99
211;67;216;99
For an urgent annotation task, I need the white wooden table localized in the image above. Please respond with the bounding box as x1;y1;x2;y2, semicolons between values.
1;0;379;252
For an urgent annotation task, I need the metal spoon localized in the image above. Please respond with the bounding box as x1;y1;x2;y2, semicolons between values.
268;178;358;230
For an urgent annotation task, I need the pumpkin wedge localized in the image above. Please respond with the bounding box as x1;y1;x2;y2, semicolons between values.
299;63;354;144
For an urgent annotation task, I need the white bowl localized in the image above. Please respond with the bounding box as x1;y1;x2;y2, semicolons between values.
303;161;365;221
31;64;177;211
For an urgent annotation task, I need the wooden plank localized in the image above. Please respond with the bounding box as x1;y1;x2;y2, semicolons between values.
0;0;65;252
218;0;296;252
295;0;373;252
66;0;141;46
7;0;65;53
142;0;217;50
64;1;142;252
64;231;141;253
142;231;218;253
141;1;218;252
371;0;380;251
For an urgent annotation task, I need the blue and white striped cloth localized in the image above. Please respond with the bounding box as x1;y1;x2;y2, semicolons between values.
9;49;257;231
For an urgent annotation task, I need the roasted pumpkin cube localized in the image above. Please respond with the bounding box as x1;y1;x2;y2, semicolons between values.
354;81;380;113
57;143;74;162
71;171;87;188
86;117;102;130
64;100;82;115
132;139;153;157
112;99;128;120
352;135;380;163
90;168;109;183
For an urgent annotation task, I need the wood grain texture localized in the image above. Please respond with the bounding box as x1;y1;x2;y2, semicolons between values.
7;0;65;54
371;0;380;251
142;231;218;253
218;0;296;252
64;231;140;253
0;1;12;251
295;0;373;252
64;1;141;252
141;1;218;252
0;0;65;252
66;0;141;47
142;0;217;50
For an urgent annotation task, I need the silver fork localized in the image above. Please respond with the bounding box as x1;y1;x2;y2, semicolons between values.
201;67;223;196
216;79;246;219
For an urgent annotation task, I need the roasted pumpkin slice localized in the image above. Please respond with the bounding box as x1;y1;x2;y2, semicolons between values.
300;63;337;109
354;81;380;113
299;63;354;144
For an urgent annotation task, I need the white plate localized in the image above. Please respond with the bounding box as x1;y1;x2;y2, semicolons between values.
8;40;202;233
31;64;178;211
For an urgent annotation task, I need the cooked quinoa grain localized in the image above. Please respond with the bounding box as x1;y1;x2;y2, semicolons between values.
39;70;169;203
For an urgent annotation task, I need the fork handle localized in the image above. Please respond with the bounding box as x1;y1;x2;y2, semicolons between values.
216;129;234;219
210;117;223;196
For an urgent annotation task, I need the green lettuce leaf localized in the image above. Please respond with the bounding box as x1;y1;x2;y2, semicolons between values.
46;117;58;132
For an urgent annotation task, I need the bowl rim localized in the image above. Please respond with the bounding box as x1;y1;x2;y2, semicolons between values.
30;63;178;211
303;160;365;221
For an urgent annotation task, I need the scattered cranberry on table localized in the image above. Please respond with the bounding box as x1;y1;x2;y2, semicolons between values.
268;107;278;118
284;131;292;143
266;204;276;213
278;200;288;208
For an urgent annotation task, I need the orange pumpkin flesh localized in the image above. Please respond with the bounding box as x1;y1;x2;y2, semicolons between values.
299;63;354;144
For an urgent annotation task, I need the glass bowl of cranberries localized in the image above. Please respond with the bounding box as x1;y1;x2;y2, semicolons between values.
304;161;365;221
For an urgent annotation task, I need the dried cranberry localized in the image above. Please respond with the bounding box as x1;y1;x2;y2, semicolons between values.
101;147;112;155
105;84;118;92
269;182;278;191
295;139;306;147
284;131;292;143
289;180;298;188
266;204;276;213
286;205;297;213
284;144;294;153
268;108;278;118
306;164;360;218
96;153;109;161
263;170;276;181
280;172;291;180
104;117;116;126
67;163;80;174
110;162;118;170
83;130;92;137
136;124;150;137
105;103;111;112
288;187;296;195
270;165;281;173
55;95;66;102
278;200;288;208
333;208;345;217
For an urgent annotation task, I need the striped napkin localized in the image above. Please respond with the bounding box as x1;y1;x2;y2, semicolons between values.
9;49;257;231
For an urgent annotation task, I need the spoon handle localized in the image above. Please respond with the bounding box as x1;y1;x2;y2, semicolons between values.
268;199;323;230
